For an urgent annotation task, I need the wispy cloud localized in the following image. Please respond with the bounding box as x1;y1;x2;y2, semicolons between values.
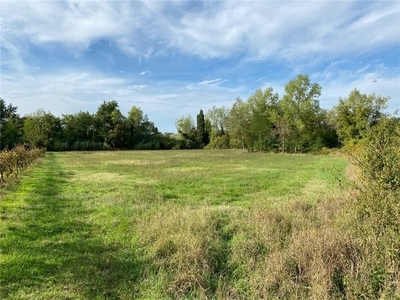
0;68;246;130
316;64;400;111
128;84;148;91
198;78;226;86
2;1;398;64
0;0;398;132
139;71;151;76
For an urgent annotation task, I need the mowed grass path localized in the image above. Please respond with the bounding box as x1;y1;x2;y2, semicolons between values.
0;150;347;299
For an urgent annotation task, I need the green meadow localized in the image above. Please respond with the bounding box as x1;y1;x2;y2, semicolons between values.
1;150;350;299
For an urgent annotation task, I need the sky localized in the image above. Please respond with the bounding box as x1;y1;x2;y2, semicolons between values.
1;0;399;133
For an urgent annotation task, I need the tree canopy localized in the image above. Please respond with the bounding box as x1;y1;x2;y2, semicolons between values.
0;75;395;152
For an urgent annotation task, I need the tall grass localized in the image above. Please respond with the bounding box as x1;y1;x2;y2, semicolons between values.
1;148;398;299
135;198;361;299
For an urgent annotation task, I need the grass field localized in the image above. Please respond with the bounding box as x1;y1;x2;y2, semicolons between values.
0;150;349;299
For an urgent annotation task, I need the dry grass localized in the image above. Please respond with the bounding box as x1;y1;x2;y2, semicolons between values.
136;188;399;299
138;205;242;299
2;149;399;299
136;196;364;299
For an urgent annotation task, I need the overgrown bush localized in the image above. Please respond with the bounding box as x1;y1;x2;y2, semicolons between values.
0;145;45;184
346;117;400;298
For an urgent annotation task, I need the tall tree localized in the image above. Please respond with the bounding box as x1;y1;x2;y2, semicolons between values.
247;87;279;151
0;99;22;149
23;109;61;149
126;106;144;147
332;89;389;146
206;106;229;149
62;111;95;149
196;109;209;147
0;99;18;123
107;109;127;148
227;98;251;150
126;106;160;149
206;106;228;136
278;74;323;152
175;115;199;149
94;100;125;147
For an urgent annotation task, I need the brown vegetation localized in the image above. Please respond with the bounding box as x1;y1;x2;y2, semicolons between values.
0;146;45;184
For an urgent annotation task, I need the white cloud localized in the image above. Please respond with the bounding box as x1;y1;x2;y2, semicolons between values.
0;68;246;131
127;84;148;91
1;70;126;115
198;78;226;86
186;78;231;91
162;1;399;62
1;0;398;65
1;0;398;132
320;74;400;112
306;61;400;111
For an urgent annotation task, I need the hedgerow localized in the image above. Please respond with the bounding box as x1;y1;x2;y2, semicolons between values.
0;146;45;184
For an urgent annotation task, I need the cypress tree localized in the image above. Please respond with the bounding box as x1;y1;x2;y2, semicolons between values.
196;109;209;147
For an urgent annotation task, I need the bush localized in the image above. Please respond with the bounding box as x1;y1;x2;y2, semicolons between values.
349;118;400;236
347;117;400;297
0;146;45;184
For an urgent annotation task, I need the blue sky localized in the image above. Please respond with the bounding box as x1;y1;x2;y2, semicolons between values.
1;0;399;133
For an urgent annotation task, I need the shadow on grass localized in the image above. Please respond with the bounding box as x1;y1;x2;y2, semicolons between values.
1;153;144;299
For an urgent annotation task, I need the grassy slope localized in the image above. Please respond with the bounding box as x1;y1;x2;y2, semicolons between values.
0;150;348;299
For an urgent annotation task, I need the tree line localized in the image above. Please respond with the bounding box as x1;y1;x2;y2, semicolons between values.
0;74;397;152
0;100;171;151
176;74;396;152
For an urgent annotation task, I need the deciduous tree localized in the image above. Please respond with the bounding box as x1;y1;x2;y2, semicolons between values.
278;74;323;152
0;99;22;149
206;106;229;149
94;100;124;147
227;98;251;150
175;115;199;149
332;89;389;146
23;109;61;149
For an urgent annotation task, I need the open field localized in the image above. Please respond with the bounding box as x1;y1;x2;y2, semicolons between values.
0;150;350;299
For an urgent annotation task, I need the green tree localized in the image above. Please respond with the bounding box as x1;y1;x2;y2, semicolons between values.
126;106;144;148
247;87;279;151
108;109;127;148
126;106;160;149
271;105;290;153
23;109;61;149
332;89;389;146
62;111;96;149
175;115;199;149
94;100;125;148
227;89;279;152
206;106;229;149
206;106;228;136
278;74;323;152
196;109;209;147
0;99;22;149
227;98;251;150
319;109;340;148
0;99;18;123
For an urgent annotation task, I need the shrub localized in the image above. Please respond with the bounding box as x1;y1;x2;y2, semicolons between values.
0;146;45;184
347;117;400;297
